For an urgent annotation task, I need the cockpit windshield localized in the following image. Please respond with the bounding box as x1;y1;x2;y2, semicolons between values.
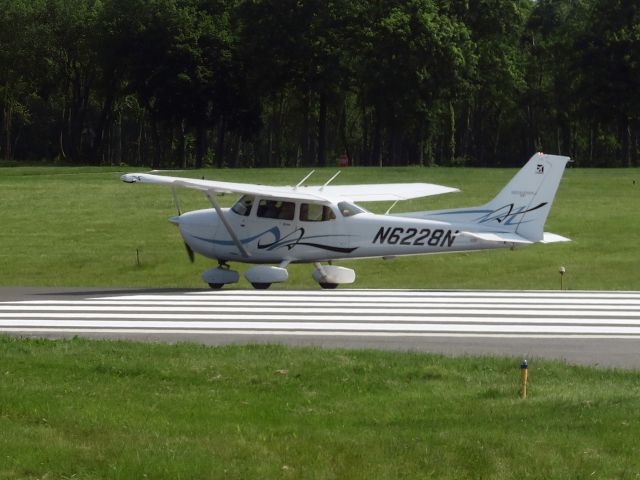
231;195;254;216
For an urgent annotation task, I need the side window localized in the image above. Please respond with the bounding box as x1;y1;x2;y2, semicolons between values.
338;201;365;217
300;203;336;222
231;195;254;216
257;199;295;220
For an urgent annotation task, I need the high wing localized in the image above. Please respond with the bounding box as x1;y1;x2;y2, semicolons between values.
120;172;459;203
121;173;329;202
310;183;459;201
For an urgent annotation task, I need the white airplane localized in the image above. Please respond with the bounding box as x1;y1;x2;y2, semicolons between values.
122;152;570;289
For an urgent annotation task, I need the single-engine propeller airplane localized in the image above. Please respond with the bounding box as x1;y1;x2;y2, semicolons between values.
121;152;570;289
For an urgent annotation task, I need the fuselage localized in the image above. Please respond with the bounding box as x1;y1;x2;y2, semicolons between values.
173;195;502;264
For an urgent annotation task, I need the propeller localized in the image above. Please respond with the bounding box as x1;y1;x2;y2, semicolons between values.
184;242;195;263
172;186;195;263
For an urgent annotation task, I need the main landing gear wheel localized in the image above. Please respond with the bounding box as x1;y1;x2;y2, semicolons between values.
202;263;239;289
251;283;271;290
312;264;355;289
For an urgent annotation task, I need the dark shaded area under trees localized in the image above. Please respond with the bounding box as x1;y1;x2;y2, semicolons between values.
1;0;639;169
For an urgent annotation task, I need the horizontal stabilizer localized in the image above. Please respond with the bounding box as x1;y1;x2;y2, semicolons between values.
460;231;533;244
541;232;571;243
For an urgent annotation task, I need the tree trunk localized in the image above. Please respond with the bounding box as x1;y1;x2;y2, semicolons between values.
622;115;631;167
90;84;115;165
179;119;187;169
301;88;312;167
449;101;456;165
3;103;12;161
150;118;161;169
339;99;352;166
372;106;382;167
231;134;241;168
317;92;327;167
216;116;226;168
195;122;207;169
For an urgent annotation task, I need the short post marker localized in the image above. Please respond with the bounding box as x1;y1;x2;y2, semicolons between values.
559;266;566;290
519;360;528;399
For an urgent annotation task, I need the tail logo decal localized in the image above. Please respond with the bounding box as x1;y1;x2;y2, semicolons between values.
536;164;545;174
432;202;547;226
479;202;547;225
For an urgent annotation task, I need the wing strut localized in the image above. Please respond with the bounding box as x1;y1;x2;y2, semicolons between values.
171;187;182;215
205;192;250;258
384;200;399;215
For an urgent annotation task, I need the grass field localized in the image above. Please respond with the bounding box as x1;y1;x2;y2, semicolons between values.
2;165;640;479
1;336;640;479
1;164;639;290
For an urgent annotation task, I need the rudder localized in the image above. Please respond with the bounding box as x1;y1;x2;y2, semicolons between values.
481;153;570;241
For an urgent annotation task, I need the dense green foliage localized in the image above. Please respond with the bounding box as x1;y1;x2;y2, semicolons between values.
2;337;640;479
1;0;639;169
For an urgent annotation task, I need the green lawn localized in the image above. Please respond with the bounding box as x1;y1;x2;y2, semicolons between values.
1;337;639;480
2;166;640;479
1;164;638;289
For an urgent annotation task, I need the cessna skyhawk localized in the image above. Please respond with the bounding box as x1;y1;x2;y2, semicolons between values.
121;153;570;289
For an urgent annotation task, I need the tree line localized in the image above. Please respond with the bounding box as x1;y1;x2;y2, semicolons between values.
1;0;639;169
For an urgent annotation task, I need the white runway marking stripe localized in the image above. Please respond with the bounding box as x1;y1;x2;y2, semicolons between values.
2;319;640;335
3;313;640;325
1;305;640;318
180;289;640;298
94;293;640;304
9;301;640;310
2;289;640;339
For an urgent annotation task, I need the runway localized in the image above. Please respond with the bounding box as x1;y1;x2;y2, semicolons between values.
1;288;639;368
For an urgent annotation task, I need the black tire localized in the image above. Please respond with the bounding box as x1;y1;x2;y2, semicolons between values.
252;282;271;290
319;282;339;289
208;283;224;289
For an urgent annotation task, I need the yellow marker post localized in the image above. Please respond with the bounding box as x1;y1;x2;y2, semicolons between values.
520;359;528;399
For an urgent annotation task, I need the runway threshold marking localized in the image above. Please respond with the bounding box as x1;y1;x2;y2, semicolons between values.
1;289;640;339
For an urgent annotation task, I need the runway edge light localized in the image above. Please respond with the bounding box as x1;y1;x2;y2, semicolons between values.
519;359;528;399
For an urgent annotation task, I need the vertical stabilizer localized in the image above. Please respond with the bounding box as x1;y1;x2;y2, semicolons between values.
405;153;571;243
480;153;570;241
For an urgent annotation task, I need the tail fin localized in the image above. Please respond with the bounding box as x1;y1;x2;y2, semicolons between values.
413;153;570;242
480;153;570;241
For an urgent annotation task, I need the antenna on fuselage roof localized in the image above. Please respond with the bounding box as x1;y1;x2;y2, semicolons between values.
294;170;316;189
320;171;341;190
